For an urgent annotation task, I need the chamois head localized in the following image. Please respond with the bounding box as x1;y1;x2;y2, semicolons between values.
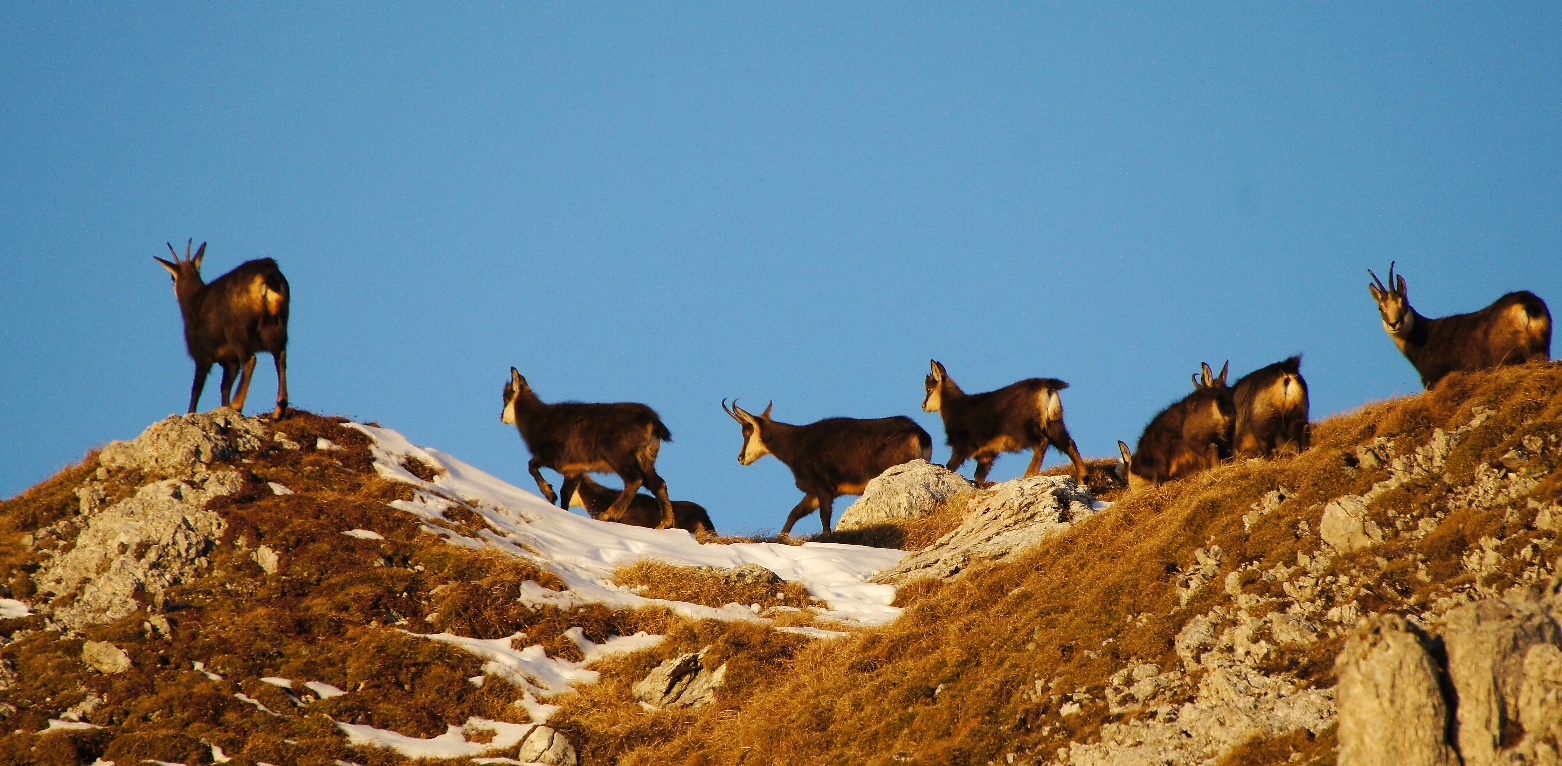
721;399;774;465
1367;262;1414;340
152;240;208;297
1190;361;1229;390
500;367;531;425
922;360;950;412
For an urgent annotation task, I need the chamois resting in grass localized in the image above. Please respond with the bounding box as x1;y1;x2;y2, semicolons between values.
921;360;1087;485
154;240;290;419
501;368;676;527
722;399;932;535
1118;362;1235;492
1231;355;1310;459
568;475;716;536
1368;261;1551;388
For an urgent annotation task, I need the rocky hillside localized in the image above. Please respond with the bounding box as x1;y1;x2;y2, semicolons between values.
2;362;1560;765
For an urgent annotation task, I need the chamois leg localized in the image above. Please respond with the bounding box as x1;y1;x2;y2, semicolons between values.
1044;421;1088;484
557;474;583;511
816;494;838;535
188;363;213;414
271;349;288;419
779;494;820;536
945;448;972;476
641;467;675;529
528;458;558;504
229;355;258;414
1023;441;1049;478
972;454;997;486
217;362;239;408
603;474;644;523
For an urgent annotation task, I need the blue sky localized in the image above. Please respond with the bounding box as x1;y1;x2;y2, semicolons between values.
3;5;1558;534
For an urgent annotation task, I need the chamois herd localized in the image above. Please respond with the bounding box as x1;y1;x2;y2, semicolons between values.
154;245;1554;537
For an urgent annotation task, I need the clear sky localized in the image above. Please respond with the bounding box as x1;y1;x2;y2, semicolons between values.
3;5;1558;535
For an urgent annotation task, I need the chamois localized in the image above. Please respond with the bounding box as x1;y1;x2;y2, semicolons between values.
568;475;717;536
1118;362;1235;492
1368;262;1551;388
153;240;290;419
722;399;932;535
1231;356;1310;459
921;360;1087;485
500;368;676;528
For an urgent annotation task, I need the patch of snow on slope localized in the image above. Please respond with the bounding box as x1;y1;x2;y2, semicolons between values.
336;717;534;760
0;599;32;619
347;423;904;625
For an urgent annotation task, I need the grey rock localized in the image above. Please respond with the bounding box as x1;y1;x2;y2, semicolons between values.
82;640;131;674
836;460;972;531
515;724;577;766
1334;614;1458;766
254;545;280;575
1443;598;1562;766
1320;495;1381;553
633;649;727;709
871;475;1097;585
722;563;781;589
35;472;235;629
98;410;265;479
1519;643;1562;750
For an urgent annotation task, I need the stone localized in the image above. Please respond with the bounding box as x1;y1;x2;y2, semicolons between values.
97;410;265;480
1320;495;1381;553
1442;598;1562;766
722;563;781;589
633;649;727;709
515;724;577;766
254;545;280;575
1334;614;1458;766
870;475;1097;585
836;460;972;531
1519;643;1562;747
82;640;131;674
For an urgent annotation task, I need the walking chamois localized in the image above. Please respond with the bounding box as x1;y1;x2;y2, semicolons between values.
1118;362;1235;492
154;240;290;419
501;368;676;528
722;399;932;535
568;475;716;536
1368;262;1551;388
1231;356;1310;459
921;360;1087;485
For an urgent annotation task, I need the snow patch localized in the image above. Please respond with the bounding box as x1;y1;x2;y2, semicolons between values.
304;681;347;699
268;482;294;496
336;717;534;760
0;599;32;619
342;529;384;541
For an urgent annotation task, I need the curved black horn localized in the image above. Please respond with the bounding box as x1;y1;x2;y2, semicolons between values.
1387;260;1396;291
167;242;180;260
1368;267;1386;292
185;238;193;259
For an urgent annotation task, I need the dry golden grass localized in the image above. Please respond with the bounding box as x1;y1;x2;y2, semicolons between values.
610;560;823;612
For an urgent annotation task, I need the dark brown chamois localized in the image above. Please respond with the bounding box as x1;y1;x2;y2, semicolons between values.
154;240;290;419
568;475;717;536
1117;362;1235;493
921;360;1087;485
722;399;932;536
1231;355;1310;459
1368;261;1551;388
500;368;676;527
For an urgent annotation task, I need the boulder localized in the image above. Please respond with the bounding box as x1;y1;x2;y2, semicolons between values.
633;648;727;709
97;410;265;480
82;640;131;674
1320;495;1381;553
1442;598;1562;766
836;460;972;531
871;475;1096;585
1334;614;1459;766
515;724;577;766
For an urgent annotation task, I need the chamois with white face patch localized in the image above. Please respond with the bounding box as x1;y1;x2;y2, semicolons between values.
1118;362;1235;492
921;360;1087;485
500;368;676;527
567;475;716;536
1368;261;1551;389
722;399;932;536
153;240;290;419
1231;356;1310;459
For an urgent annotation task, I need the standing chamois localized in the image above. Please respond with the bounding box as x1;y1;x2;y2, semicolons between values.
567;475;717;536
1231;356;1310;459
1118;362;1235;492
1368;262;1551;388
500;368;676;528
154;240;290;419
722;399;932;535
921;360;1087;485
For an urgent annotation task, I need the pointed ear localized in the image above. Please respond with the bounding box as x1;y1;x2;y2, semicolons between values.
510;367;524;387
1118;440;1133;464
153;256;179;277
1395;275;1407;297
192;242;206;270
1368;283;1383;301
1200;362;1214;386
761;401;773;420
1216;361;1229;386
